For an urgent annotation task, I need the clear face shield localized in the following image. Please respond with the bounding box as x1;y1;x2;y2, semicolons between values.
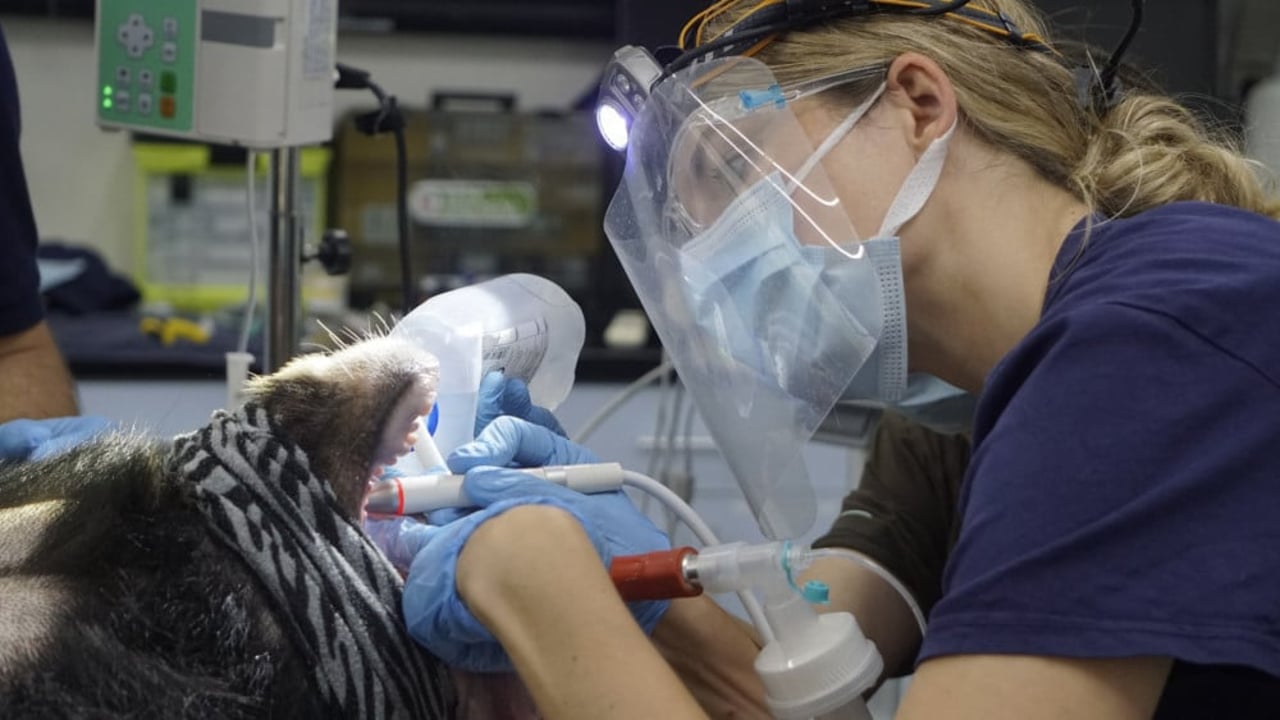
604;56;893;540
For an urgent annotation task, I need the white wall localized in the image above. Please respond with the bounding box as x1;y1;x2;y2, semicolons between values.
3;16;612;274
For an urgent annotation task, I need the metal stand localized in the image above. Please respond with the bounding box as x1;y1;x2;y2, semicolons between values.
265;148;303;373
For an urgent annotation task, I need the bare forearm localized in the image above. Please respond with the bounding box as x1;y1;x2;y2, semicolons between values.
459;506;708;720
651;595;772;719
802;554;922;678
0;322;77;421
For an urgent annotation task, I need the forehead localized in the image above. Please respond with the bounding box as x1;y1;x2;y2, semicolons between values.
674;94;833;161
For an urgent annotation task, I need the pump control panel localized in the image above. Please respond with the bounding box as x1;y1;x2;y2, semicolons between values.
95;0;337;148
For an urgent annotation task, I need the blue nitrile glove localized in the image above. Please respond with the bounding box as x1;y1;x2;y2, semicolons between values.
448;418;670;622
452;413;591;471
398;418;672;673
364;514;436;575
365;466;446;575
0;416;113;462
449;464;673;636
474;371;566;438
398;490;601;673
431;410;595;528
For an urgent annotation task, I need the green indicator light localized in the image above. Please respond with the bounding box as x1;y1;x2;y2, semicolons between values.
102;99;113;109
104;85;113;95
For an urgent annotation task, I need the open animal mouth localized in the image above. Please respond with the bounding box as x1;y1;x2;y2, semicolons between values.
361;377;436;522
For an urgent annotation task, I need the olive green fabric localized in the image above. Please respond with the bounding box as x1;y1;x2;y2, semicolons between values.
813;412;971;616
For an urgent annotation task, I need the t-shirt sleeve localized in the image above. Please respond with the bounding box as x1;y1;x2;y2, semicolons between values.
920;302;1280;677
813;411;970;615
0;25;44;336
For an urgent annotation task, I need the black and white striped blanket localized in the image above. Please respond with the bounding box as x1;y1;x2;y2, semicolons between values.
171;403;455;719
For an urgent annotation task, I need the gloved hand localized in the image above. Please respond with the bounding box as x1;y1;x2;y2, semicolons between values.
450;421;671;581
364;514;435;575
0;415;113;462
428;409;590;528
453;412;591;471
398;417;671;673
473;371;566;438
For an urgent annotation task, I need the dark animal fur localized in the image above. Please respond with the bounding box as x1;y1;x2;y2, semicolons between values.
0;338;448;718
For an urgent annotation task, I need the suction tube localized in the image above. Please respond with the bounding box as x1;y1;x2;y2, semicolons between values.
808;548;927;636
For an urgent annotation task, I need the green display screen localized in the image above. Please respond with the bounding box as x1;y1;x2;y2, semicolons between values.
96;0;197;133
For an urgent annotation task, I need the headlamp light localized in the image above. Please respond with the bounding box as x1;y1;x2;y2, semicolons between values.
596;45;663;151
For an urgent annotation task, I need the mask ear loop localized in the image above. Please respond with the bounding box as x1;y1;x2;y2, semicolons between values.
876;118;955;238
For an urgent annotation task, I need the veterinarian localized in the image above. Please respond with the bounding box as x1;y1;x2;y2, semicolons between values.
0;23;107;456
375;0;1280;717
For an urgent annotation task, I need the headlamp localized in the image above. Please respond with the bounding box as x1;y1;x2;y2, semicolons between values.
595;45;664;151
595;0;1145;149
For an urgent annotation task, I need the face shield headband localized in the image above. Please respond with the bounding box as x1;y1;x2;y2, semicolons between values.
597;0;1144;151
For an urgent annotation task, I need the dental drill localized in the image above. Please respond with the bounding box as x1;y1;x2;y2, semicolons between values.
364;463;625;515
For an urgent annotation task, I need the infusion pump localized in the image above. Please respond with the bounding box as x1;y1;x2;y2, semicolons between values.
94;0;337;148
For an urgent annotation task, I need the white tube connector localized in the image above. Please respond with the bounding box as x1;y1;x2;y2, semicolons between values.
225;351;255;410
686;541;883;720
755;611;882;720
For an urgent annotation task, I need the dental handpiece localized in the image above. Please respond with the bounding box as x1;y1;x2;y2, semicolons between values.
364;462;626;515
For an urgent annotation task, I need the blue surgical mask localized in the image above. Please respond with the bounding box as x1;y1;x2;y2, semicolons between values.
798;237;906;403
802;236;976;431
682;82;957;405
678;172;884;408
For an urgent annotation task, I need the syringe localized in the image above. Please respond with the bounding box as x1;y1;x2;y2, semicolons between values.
364;462;626;515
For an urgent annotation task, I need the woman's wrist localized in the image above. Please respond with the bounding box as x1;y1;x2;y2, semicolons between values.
455;504;708;720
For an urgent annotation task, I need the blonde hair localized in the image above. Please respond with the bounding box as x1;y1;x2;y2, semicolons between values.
710;0;1280;220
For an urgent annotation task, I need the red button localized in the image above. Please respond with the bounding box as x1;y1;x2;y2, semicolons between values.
160;96;176;118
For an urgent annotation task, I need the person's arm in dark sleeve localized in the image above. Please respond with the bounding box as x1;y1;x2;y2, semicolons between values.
808;411;971;676
0;23;77;421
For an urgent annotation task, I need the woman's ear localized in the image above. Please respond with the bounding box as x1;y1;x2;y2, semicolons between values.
885;53;959;155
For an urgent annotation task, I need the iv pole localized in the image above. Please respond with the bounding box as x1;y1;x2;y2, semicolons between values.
265;147;302;373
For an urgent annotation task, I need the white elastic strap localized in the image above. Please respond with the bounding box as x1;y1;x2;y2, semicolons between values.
876;120;956;238
787;83;887;193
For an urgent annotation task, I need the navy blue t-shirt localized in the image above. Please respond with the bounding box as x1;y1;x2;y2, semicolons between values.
919;202;1280;716
0;24;44;336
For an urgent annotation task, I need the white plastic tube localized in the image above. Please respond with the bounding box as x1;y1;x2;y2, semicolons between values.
809;547;927;636
226;151;260;411
239;150;260;356
622;470;719;546
622;470;774;644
